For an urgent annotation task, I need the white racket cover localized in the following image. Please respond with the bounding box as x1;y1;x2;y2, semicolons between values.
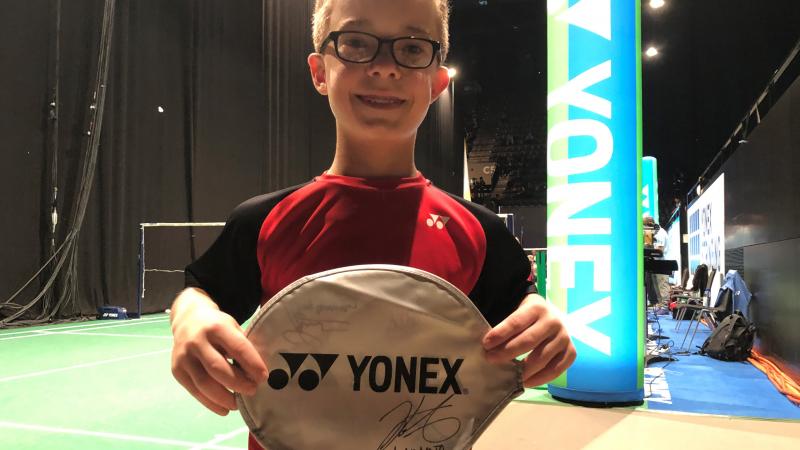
235;264;524;450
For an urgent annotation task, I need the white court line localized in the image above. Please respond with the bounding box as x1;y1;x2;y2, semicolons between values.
0;318;170;342
49;331;173;340
189;427;250;450
0;314;168;337
0;421;244;450
0;348;171;383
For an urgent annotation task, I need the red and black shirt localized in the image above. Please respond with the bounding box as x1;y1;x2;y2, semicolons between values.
185;172;533;327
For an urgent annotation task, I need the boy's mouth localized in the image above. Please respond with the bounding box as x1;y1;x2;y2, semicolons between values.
356;94;406;109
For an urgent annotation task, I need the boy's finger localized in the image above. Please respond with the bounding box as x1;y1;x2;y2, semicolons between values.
485;321;555;363
191;386;233;416
174;367;231;416
482;306;539;350
520;334;569;381
198;346;258;395
216;328;269;383
172;365;197;394
522;347;574;388
186;359;238;412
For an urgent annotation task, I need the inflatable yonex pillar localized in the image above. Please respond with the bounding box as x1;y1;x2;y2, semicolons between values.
535;249;547;299
546;0;644;403
642;156;659;222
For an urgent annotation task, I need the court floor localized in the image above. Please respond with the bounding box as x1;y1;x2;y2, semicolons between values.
2;314;799;449
0;314;248;450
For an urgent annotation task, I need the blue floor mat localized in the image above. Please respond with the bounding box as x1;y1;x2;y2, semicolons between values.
645;313;800;419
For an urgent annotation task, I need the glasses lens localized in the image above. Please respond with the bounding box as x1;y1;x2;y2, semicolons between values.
394;38;434;68
336;32;379;62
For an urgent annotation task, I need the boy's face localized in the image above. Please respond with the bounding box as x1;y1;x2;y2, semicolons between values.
308;0;450;143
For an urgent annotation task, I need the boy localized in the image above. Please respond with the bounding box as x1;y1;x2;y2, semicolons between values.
170;0;576;447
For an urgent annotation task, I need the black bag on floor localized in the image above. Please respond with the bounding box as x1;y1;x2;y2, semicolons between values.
699;311;756;361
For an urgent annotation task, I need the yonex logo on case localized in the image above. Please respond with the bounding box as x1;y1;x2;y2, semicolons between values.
267;353;338;391
426;214;450;229
267;353;465;394
348;355;464;394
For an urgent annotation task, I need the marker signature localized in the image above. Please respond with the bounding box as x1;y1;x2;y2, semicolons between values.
376;394;461;450
282;310;349;346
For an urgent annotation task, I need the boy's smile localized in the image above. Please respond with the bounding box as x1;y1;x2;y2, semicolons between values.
355;94;407;109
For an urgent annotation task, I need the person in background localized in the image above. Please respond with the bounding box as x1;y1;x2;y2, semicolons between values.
644;215;670;303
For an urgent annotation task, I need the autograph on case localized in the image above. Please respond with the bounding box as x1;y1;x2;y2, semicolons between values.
376;394;461;450
282;305;350;346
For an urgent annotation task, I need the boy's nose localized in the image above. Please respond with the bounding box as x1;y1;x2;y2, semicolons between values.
368;43;400;79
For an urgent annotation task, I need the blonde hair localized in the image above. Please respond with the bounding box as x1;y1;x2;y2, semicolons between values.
312;0;450;63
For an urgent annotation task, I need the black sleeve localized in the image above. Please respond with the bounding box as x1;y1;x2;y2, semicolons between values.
184;184;305;324
445;194;535;326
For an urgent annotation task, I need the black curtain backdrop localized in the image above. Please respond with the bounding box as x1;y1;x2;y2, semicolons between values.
1;0;461;322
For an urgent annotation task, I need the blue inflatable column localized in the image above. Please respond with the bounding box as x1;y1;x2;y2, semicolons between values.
642;156;659;222
546;0;644;404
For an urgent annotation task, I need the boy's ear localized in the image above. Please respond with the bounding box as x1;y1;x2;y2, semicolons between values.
308;53;328;95
429;66;451;104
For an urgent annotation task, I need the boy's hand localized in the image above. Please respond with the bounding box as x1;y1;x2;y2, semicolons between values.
170;289;268;416
482;294;576;387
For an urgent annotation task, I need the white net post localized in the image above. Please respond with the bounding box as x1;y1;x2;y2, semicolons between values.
137;222;225;317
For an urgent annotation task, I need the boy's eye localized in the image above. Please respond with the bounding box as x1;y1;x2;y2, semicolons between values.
342;37;370;49
399;43;424;55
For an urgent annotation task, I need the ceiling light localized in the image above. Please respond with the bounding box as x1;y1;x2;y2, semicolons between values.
650;0;665;9
447;67;458;79
645;47;659;58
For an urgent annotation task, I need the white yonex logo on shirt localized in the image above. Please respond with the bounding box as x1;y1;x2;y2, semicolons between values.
426;214;450;230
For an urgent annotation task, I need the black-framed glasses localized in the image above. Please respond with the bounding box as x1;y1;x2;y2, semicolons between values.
321;31;441;69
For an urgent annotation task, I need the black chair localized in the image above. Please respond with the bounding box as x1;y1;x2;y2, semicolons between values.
668;267;690;300
678;267;689;290
674;266;715;330
677;284;733;351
